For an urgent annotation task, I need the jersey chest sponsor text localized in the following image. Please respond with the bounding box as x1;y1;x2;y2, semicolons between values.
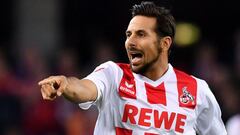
122;103;187;133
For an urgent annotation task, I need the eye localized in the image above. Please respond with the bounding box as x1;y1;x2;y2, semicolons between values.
126;31;131;38
137;31;146;38
139;32;144;37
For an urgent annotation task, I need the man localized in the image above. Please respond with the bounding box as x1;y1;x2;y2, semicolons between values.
38;1;227;135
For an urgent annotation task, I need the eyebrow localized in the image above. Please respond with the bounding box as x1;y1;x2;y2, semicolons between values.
126;29;146;33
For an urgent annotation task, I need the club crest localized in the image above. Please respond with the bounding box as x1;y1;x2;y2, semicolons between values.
180;86;195;105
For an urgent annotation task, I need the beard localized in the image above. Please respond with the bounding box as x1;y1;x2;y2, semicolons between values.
130;45;162;74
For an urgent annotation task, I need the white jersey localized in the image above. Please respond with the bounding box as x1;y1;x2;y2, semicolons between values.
79;61;227;135
226;114;240;135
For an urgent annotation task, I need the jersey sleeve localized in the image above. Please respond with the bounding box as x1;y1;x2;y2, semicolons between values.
78;61;118;110
194;80;227;135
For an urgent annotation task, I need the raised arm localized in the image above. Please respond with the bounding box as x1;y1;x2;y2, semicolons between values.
38;75;98;103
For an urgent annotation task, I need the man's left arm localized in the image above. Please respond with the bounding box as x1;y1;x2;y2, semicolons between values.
195;80;227;135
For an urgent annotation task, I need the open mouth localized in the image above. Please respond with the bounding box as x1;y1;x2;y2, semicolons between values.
131;53;142;59
130;52;143;65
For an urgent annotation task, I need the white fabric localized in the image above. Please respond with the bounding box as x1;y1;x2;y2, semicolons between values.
79;61;227;135
226;114;240;135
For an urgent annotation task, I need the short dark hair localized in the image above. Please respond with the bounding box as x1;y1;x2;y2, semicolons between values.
131;1;176;39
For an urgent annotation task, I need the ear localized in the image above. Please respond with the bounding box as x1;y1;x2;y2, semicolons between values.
160;36;172;51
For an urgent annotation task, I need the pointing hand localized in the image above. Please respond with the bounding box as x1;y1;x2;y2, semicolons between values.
38;75;68;100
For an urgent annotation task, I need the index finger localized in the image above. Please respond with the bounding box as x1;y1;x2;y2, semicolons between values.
38;78;57;86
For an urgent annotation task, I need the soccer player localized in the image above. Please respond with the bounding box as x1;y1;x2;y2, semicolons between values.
38;1;227;135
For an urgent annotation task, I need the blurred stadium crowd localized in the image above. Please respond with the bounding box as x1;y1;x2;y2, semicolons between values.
0;0;240;135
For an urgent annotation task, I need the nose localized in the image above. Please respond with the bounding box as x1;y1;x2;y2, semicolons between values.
125;35;137;48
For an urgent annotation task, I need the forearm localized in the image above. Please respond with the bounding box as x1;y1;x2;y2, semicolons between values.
63;77;98;103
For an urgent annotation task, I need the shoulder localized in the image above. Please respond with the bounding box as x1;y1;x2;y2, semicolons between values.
180;70;218;109
173;68;198;86
93;61;118;72
94;61;116;69
93;61;131;74
173;67;213;104
173;68;209;92
95;61;130;69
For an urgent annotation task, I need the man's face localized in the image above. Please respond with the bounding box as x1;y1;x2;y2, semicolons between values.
125;15;162;73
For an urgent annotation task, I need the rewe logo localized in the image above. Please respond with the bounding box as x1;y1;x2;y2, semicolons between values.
122;104;187;133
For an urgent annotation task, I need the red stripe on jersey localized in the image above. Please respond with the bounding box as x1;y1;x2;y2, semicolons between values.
116;127;132;135
144;133;160;135
117;63;136;99
174;69;197;109
94;67;105;72
145;83;167;105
